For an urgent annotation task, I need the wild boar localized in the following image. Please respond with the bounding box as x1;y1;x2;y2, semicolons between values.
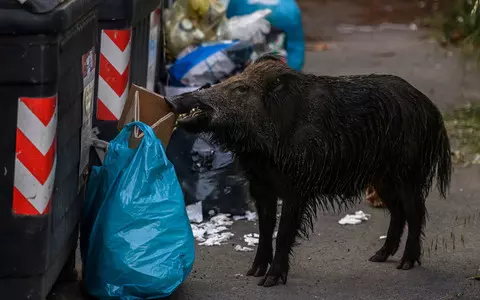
166;54;452;287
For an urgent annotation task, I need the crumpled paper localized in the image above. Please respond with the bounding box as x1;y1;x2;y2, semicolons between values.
338;210;371;225
190;213;235;246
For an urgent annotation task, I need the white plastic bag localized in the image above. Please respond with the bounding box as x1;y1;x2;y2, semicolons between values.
218;9;272;45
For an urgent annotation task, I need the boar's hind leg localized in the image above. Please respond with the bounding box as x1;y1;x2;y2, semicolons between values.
258;199;303;287
246;182;278;277
398;186;425;270
369;182;406;263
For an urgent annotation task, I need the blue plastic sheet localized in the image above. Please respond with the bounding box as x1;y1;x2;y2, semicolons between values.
226;0;305;71
168;40;254;87
80;122;195;299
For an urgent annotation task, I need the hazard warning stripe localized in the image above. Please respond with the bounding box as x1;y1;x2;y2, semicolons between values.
17;98;56;155
14;156;57;215
97;29;132;121
97;76;129;120
99;53;130;97
13;96;57;215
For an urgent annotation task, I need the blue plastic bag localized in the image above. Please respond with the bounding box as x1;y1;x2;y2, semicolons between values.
80;122;195;299
226;0;305;71
168;40;254;87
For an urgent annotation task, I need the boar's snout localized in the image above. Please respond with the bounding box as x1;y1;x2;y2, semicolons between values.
164;93;200;114
165;84;212;113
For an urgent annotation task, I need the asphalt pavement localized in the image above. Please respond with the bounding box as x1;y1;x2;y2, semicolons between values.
49;1;480;299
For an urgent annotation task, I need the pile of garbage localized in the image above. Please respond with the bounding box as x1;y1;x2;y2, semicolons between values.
164;0;304;93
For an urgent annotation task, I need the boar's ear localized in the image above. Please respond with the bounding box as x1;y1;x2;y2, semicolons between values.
264;72;298;100
254;52;287;65
263;72;299;136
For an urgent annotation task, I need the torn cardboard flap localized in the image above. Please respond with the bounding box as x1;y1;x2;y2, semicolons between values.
118;84;177;148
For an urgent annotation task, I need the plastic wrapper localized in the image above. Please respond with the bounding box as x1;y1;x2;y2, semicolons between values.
167;40;254;87
216;8;272;45
165;0;228;57
80;122;195;299
227;0;305;71
166;129;249;217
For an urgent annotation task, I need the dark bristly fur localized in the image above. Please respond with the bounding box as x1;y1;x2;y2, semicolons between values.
166;53;453;287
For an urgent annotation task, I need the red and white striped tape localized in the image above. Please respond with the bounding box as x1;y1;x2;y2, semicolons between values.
97;29;132;121
13;96;57;215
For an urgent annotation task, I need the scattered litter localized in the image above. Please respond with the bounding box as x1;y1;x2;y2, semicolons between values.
234;273;244;278
234;245;254;252
244;233;259;246
379;235;387;240
233;210;257;221
408;23;418;31
199;232;235;246
338;211;371;225
186;201;203;223
191;213;235;246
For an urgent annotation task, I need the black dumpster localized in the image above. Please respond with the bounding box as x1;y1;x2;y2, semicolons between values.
0;0;99;299
93;0;164;142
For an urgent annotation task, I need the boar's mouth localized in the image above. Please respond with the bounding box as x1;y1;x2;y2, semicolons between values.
173;100;213;130
165;87;214;131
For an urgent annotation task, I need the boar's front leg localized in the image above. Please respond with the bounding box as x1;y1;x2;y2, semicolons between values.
246;181;278;277
259;198;303;287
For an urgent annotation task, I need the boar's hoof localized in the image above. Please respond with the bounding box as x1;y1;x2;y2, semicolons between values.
257;270;288;287
368;248;390;263
246;262;269;277
397;258;421;270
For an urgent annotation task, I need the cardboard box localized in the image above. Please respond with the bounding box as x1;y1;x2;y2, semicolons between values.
118;84;177;149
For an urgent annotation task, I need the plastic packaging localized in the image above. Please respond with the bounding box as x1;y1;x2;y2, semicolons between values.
216;8;272;45
167;40;253;87
166;129;249;217
226;0;305;71
80;122;195;299
165;0;228;57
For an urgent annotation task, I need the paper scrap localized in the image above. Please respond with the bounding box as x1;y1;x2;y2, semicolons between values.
338;211;371;225
234;245;254;252
186;201;203;223
233;210;258;221
191;213;235;246
244;233;259;246
199;232;235;246
379;235;387;240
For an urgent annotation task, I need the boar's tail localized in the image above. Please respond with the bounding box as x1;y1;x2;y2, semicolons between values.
435;125;452;198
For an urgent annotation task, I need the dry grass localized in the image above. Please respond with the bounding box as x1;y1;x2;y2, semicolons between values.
444;102;480;165
425;0;480;64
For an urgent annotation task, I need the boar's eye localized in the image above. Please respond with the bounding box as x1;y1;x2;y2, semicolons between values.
232;85;248;95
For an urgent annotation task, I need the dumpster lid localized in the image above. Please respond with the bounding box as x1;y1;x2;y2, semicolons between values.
0;0;100;34
98;0;159;24
0;0;60;14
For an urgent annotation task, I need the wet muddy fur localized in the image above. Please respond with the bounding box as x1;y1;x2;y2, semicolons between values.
168;54;453;287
